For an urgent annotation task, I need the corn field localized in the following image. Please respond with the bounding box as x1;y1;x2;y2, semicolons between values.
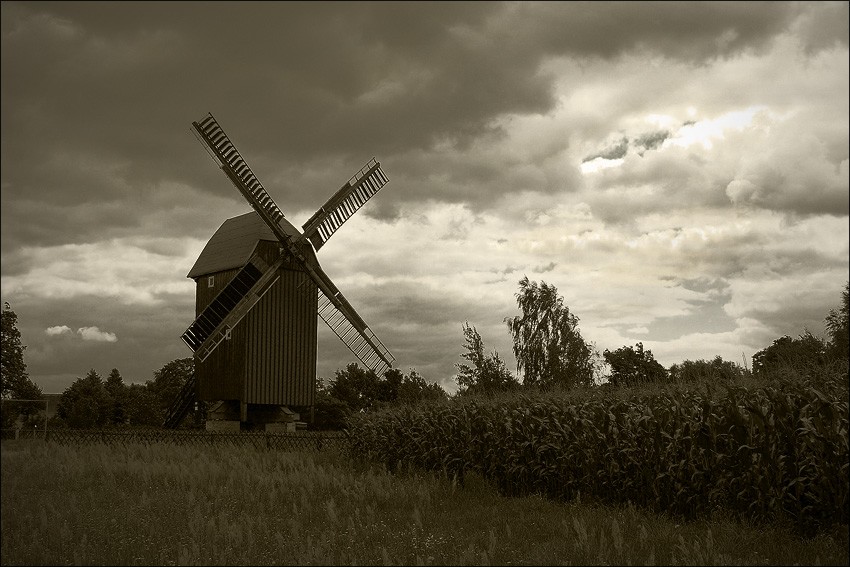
347;367;849;536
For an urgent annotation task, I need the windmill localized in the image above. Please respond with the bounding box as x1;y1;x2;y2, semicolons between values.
163;113;394;430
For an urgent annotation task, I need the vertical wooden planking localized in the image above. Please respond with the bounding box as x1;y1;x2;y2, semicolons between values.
242;262;317;406
196;267;245;402
195;240;319;408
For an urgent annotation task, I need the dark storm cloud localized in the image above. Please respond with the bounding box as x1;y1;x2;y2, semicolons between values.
2;1;807;254
634;130;671;154
792;1;850;54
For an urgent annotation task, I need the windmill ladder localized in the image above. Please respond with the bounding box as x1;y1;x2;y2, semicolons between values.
162;372;197;429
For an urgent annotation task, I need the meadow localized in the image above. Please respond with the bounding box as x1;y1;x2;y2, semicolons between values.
1;438;847;566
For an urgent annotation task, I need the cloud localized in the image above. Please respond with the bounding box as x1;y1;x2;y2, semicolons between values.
43;324;118;342
45;325;72;336
77;326;118;342
1;2;846;395
584;137;629;162
1;236;202;305
533;262;557;274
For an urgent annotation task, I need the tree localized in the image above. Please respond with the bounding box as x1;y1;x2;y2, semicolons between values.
668;356;746;384
379;368;404;403
825;281;848;361
454;322;519;396
313;365;449;429
312;377;351;430
505;277;594;389
328;363;381;413
603;342;667;387
1;303;43;428
147;357;194;421
104;368;128;425
752;332;828;378
397;369;449;404
124;383;160;427
56;369;112;428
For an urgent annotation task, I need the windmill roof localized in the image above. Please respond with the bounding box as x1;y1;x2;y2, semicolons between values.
187;211;301;279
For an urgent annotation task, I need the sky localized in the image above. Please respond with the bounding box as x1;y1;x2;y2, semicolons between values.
2;1;848;395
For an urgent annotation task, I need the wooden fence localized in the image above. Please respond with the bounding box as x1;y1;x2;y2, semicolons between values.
1;428;349;452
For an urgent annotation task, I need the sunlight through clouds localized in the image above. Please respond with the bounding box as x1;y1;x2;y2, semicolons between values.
663;106;769;150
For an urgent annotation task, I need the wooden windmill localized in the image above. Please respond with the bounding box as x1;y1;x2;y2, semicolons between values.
163;113;394;430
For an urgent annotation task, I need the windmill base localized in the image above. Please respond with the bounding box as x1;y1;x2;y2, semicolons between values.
204;400;302;432
205;419;241;432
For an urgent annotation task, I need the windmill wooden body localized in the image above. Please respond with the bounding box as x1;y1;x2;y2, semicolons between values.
163;113;394;430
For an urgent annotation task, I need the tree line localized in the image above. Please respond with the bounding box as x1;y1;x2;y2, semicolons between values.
2;279;847;430
452;278;849;395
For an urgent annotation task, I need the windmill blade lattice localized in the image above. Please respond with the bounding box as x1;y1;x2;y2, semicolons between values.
181;254;283;361
295;254;395;375
301;158;389;251
317;291;394;376
192;114;291;244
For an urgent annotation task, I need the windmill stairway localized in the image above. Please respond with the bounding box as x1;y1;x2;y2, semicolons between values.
162;372;197;429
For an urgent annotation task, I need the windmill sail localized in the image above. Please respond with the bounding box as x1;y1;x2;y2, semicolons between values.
181;253;284;361
301;256;395;375
317;291;394;376
192;114;293;246
301;158;389;251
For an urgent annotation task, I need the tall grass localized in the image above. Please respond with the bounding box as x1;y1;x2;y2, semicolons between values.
1;440;847;565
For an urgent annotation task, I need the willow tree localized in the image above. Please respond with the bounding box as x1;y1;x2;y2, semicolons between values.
505;277;594;389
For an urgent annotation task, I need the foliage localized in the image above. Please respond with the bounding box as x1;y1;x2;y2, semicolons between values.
146;357;195;423
311;378;351;430
668;356;747;384
123;383;161;426
752;332;828;378
396;369;448;405
49;358;200;429
314;364;449;430
104;368;128;425
348;364;849;536
55;370;112;429
0;303;42;429
328;363;382;413
825;281;849;361
454;322;519;396
603;342;668;387
505;277;595;390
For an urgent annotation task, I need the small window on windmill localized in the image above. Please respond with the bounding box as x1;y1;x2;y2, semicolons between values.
207;276;214;288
